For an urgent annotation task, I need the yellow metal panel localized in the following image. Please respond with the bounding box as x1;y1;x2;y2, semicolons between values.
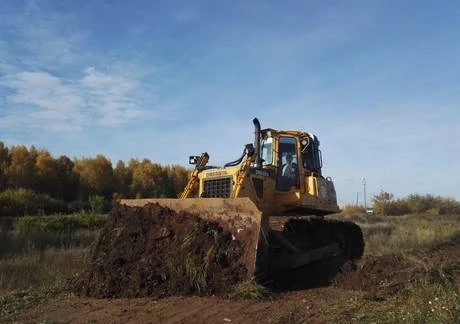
307;176;318;197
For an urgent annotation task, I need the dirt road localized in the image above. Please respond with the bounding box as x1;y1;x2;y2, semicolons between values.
19;288;363;324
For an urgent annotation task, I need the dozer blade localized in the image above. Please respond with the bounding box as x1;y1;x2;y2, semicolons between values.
120;197;267;280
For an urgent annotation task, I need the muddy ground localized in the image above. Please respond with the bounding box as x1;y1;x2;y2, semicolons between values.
19;236;460;323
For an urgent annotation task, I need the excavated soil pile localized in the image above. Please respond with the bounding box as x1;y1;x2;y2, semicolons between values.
334;238;460;298
73;203;247;298
334;254;419;298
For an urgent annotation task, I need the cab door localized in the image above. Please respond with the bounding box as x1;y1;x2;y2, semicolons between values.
276;136;299;191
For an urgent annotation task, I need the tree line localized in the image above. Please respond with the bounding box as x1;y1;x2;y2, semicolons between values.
0;142;189;217
371;191;460;216
342;191;460;216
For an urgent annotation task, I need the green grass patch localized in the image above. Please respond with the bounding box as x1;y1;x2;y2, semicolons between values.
350;274;460;323
0;213;105;258
13;212;106;235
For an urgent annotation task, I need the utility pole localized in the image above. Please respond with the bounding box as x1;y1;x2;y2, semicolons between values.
356;191;359;206
362;177;367;209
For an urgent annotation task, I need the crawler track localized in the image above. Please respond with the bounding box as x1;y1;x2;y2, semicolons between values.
270;216;364;260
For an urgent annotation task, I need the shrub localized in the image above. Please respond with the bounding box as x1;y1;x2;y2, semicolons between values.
67;200;91;213
0;188;67;217
88;195;111;214
13;212;106;235
89;195;104;214
340;204;366;216
372;192;460;216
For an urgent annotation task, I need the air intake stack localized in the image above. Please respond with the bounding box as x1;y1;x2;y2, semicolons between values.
253;118;261;167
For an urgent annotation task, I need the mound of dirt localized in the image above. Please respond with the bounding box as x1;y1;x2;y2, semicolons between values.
334;254;418;298
334;238;460;298
72;203;247;298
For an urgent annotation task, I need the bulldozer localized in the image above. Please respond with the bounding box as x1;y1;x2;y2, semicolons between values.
121;118;364;281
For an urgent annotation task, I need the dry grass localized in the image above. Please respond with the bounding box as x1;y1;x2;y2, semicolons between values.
0;247;88;291
336;213;460;256
0;216;99;322
350;272;460;323
330;213;460;322
0;247;89;322
230;280;277;300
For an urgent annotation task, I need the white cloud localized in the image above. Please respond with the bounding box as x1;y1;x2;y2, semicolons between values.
0;1;160;132
0;67;157;131
82;67;137;92
0;71;86;131
2;72;82;111
81;67;152;126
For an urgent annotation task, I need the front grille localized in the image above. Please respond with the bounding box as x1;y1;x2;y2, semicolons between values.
203;177;232;198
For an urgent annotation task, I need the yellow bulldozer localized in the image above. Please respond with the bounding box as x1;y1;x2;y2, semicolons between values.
121;118;364;280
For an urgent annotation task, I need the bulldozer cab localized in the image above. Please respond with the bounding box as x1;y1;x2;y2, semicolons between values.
272;132;324;191
255;126;338;215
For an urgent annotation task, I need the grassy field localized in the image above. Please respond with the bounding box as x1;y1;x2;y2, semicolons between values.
0;213;103;321
337;213;460;256
335;213;460;323
351;275;459;323
1;212;459;323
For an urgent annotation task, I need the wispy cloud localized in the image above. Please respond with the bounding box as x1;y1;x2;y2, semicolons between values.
1;66;156;131
0;71;86;132
2;72;82;111
81;67;148;126
0;1;87;71
0;1;160;134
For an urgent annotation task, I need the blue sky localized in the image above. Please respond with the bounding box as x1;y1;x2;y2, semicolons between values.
0;0;459;205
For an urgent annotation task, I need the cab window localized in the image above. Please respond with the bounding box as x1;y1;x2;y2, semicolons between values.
277;136;299;191
260;137;273;166
301;137;322;175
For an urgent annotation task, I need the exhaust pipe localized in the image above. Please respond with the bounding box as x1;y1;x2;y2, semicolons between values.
253;118;261;167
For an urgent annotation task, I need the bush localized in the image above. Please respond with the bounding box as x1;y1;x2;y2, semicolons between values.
340;204;366;216
372;192;460;216
0;188;67;217
67;200;91;213
88;195;111;214
13;212;106;235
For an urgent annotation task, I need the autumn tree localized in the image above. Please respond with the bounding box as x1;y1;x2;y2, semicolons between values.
35;149;60;196
130;159;164;198
55;155;79;201
0;142;9;190
372;190;394;215
6;145;37;189
74;155;116;200
165;165;189;197
114;160;132;198
127;159;140;174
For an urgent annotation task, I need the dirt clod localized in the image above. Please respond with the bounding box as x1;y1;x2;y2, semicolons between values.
72;203;247;298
